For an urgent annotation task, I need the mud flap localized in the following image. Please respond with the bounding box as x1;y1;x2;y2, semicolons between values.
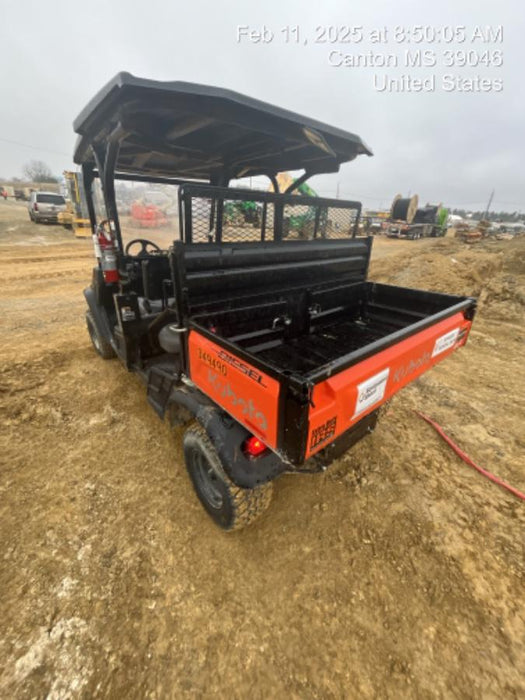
147;367;177;418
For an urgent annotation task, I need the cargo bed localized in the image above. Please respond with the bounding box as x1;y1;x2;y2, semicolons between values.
186;250;475;465
191;280;474;381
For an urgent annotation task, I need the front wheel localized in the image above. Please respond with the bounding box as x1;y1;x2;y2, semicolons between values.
183;423;273;531
86;311;116;359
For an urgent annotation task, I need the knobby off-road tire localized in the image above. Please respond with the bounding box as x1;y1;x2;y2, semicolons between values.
183;423;273;531
86;311;116;360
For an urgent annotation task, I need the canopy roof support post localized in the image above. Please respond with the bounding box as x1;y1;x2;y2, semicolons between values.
267;173;279;194
92;127;124;251
284;171;311;195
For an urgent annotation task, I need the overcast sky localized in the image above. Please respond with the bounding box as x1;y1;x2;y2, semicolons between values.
1;0;523;212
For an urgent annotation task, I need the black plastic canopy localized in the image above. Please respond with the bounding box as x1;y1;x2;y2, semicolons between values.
73;72;372;182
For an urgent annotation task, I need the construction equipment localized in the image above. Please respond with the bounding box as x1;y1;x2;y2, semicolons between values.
269;173;325;238
57;171;91;237
388;194;448;240
130;201;169;228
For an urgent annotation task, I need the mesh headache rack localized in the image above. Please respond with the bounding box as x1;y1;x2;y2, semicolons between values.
179;184;361;244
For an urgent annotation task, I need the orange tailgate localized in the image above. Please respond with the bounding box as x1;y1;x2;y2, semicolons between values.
188;331;281;449
306;312;472;459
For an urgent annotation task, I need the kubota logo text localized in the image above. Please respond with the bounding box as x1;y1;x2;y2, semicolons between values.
207;370;268;431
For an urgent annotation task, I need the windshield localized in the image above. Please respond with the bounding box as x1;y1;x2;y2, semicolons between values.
115;182;180;252
36;194;65;205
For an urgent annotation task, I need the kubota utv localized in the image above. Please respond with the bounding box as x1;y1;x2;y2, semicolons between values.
75;73;476;530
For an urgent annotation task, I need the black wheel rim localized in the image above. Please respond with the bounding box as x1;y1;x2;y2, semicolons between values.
192;450;223;509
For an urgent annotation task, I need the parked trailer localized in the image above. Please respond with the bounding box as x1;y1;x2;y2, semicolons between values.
388;198;448;240
75;73;476;530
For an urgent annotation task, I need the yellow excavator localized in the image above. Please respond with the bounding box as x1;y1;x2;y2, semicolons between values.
57;171;91;238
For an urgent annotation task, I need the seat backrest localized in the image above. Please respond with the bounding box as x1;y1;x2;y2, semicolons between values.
140;256;173;300
179;239;371;309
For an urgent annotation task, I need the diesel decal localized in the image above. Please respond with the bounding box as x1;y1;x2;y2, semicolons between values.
207;370;268;431
217;350;267;387
393;351;431;383
310;416;337;450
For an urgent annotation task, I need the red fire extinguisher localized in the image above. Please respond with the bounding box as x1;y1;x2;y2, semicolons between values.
95;220;119;284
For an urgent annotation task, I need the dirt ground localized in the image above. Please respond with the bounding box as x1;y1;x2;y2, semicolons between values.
1;198;524;699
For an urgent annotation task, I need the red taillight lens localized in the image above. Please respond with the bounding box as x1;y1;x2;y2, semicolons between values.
243;436;267;458
34;202;38;211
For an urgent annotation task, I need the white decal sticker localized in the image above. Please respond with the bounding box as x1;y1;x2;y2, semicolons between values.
353;368;390;418
432;328;460;358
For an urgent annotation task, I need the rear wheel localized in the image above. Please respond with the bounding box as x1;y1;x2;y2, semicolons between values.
183;423;273;531
86;311;116;359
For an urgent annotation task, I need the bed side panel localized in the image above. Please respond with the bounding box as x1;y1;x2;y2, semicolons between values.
305;311;472;459
188;331;281;449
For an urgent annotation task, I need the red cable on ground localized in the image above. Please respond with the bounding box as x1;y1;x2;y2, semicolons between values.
415;411;525;502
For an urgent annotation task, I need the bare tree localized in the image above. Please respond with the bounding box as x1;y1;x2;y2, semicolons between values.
22;160;57;183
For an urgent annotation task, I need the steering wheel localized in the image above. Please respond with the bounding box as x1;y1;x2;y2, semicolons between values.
124;238;162;257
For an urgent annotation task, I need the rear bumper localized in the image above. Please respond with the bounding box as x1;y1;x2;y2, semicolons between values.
34;213;60;223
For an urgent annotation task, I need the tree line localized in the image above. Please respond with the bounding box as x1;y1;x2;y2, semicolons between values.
1;160;58;183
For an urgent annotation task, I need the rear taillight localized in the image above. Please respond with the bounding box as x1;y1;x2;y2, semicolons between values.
243;436;268;458
33;202;38;211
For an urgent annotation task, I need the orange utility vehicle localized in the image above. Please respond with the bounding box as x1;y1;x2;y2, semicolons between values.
76;74;476;530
